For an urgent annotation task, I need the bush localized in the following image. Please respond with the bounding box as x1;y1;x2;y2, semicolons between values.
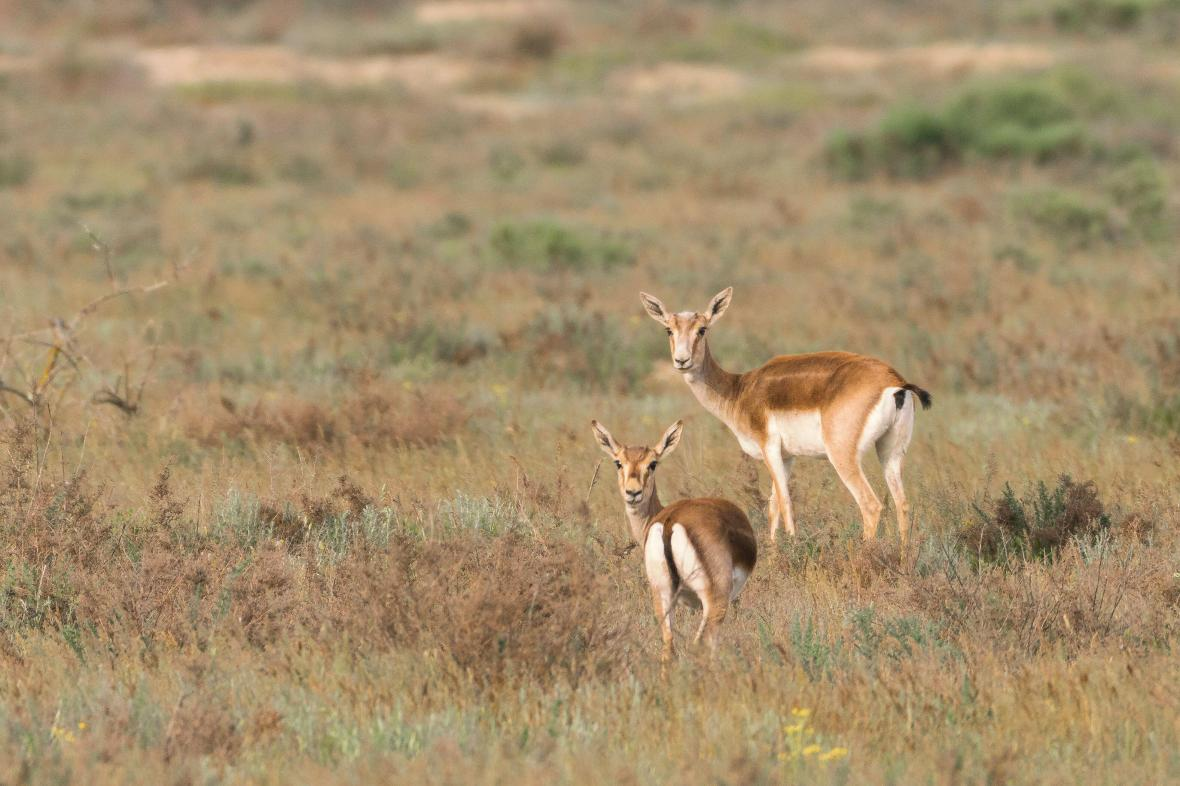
1105;155;1169;238
0;155;32;189
962;476;1112;562
488;219;634;272
511;19;566;60
1052;0;1156;31
944;82;1085;161
185;381;471;450
875;105;959;178
512;309;662;393
823;130;872;181
387;320;497;366
184;155;259;186
1011;188;1118;248
826;80;1088;180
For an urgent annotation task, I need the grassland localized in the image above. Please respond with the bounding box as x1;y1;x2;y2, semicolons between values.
0;1;1178;783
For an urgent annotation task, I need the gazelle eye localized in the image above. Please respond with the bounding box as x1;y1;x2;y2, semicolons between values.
665;328;673;336
648;461;657;472
614;460;622;469
697;327;707;336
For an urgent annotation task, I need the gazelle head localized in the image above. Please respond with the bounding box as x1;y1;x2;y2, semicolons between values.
591;419;683;509
639;287;732;373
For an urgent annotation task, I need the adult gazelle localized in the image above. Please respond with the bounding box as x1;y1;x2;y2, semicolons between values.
640;288;931;542
591;419;756;663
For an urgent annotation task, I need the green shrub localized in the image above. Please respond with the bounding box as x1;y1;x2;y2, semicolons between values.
876;105;959;178
512;19;565;60
184;155;258;186
1052;0;1154;31
822;130;872;181
963;476;1112;563
1108;386;1180;435
944;83;1085;161
488;220;633;272
488;145;526;183
1105;155;1169;238
1011;188;1116;247
826;79;1088;180
516;309;661;393
386;321;497;367
426;211;473;240
536;140;586;167
279;155;326;186
0;155;32;188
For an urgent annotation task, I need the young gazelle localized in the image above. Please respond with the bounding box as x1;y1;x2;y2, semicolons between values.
591;419;756;662
640;288;931;543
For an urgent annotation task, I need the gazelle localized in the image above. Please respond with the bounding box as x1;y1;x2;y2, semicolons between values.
591;419;756;663
640;287;931;543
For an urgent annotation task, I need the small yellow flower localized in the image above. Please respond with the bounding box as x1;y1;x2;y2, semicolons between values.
783;722;805;735
819;747;849;762
50;726;76;743
791;707;812;718
77;722;87;731
802;744;822;757
1126;435;1138;444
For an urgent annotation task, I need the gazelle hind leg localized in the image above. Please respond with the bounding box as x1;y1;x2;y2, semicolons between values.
694;593;730;652
829;449;882;540
876;397;915;542
670;524;729;652
767;484;779;532
762;447;795;541
644;524;677;665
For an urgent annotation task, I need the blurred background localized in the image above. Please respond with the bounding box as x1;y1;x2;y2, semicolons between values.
2;0;1177;504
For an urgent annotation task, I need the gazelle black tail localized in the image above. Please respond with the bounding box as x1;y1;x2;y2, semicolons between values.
894;384;932;411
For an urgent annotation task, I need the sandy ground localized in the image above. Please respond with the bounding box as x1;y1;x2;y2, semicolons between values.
0;20;1073;120
798;42;1056;76
133;46;474;91
415;0;562;24
610;63;749;103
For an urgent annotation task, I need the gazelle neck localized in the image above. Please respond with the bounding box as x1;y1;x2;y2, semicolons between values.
683;341;740;418
624;486;662;544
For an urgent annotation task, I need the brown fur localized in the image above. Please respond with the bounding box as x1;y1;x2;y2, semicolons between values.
731;351;906;442
649;498;757;588
641;288;930;542
591;420;756;663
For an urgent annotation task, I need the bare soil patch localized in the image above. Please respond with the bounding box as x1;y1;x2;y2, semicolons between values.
133;45;474;90
799;42;1055;76
415;1;563;24
611;62;748;102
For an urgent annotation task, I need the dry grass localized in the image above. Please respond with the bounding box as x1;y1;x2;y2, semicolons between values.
0;1;1179;783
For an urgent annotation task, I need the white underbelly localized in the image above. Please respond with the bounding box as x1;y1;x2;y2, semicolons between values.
732;428;762;458
769;410;827;457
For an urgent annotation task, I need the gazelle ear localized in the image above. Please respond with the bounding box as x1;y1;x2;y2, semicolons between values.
639;292;669;325
655;420;684;458
705;287;733;322
591;420;621;456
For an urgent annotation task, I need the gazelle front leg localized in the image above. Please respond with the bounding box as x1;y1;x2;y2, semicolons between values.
762;446;795;541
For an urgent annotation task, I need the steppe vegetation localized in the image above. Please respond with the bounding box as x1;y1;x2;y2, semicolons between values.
0;0;1178;783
